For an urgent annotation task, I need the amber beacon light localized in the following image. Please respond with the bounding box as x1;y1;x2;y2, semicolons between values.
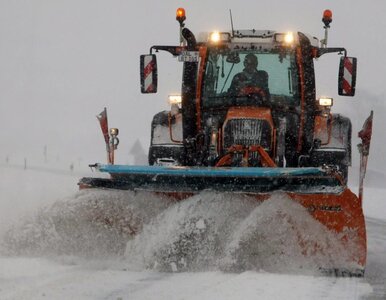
176;8;186;24
322;9;332;27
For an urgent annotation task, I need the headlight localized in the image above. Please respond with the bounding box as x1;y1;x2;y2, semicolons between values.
274;32;295;46
318;97;333;107
210;31;220;43
168;94;182;105
209;31;231;44
284;32;294;44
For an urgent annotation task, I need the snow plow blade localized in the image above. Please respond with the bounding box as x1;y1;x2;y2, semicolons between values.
79;164;343;193
78;164;366;276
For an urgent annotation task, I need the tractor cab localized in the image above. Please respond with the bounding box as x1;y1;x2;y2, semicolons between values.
201;31;299;111
198;31;303;167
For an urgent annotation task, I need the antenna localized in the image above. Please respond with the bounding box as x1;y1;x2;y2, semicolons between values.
229;9;235;37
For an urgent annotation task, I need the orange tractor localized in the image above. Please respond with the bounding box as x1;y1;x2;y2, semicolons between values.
79;9;373;276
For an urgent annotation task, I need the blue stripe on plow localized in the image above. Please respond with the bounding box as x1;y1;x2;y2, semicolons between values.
97;164;324;178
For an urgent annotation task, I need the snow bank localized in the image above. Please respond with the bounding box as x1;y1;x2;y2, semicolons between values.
2;188;358;275
124;191;358;275
124;191;257;271
1;189;170;257
222;192;356;274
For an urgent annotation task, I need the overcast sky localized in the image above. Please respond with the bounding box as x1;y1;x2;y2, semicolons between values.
0;0;385;171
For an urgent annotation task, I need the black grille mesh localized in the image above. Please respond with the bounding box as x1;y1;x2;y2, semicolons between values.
223;118;272;149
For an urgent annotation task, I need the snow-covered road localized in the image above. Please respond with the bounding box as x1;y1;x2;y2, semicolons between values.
0;165;385;299
0;257;374;300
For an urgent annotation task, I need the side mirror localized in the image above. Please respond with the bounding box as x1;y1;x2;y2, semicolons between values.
338;56;357;96
140;54;158;93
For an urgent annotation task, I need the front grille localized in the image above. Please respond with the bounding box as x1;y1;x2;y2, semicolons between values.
223;118;272;149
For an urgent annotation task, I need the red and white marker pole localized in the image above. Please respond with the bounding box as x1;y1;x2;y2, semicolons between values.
97;107;112;164
358;111;373;202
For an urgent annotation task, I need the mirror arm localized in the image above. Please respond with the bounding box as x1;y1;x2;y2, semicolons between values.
150;45;186;56
316;47;347;58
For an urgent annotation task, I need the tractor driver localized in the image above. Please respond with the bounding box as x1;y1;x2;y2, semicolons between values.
228;53;270;102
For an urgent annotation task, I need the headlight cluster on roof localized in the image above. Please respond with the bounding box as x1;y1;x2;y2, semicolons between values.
274;32;296;46
209;31;231;44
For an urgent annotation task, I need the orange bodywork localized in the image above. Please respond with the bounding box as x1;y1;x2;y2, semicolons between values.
223;106;275;124
296;47;306;152
215;145;277;167
288;188;366;267
222;106;276;153
195;45;208;132
314;114;332;145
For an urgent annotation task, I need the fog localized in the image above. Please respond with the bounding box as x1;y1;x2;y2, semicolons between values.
0;0;384;171
0;2;386;297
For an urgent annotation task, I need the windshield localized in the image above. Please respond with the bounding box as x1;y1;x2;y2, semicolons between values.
202;49;299;109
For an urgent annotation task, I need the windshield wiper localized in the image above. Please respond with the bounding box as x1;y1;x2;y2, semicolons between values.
220;63;235;93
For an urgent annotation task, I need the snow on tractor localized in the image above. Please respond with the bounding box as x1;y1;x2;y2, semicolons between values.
79;9;373;276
